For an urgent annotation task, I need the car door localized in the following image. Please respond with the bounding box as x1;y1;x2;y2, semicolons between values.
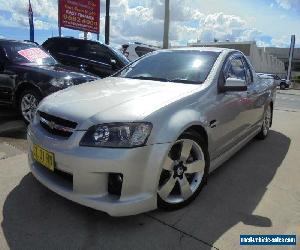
208;54;251;160
242;56;268;131
0;47;14;104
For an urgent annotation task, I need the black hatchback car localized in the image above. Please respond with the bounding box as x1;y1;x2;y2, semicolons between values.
42;37;130;78
0;39;98;123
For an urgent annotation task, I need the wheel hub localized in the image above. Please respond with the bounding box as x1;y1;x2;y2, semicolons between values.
173;161;187;179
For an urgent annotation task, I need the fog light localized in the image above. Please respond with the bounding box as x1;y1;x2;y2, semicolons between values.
108;173;123;197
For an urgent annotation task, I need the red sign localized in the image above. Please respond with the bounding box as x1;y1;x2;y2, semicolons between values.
18;48;50;62
59;0;100;34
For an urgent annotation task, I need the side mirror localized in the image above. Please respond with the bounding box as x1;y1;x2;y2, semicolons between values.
220;77;247;92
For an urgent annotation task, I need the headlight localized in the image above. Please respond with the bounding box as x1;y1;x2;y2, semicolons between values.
49;77;74;88
80;122;152;148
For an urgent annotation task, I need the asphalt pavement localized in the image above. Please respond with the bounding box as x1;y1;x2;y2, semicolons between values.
0;91;299;249
275;92;300;111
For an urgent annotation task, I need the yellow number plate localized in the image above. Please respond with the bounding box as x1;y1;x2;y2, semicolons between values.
33;144;55;171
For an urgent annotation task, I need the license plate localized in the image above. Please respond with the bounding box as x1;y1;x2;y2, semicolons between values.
32;144;55;171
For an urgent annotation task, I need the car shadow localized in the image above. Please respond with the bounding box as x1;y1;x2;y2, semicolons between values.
0;105;25;138
1;130;290;249
149;130;291;247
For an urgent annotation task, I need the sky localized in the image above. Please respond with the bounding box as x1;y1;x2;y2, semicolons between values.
0;0;299;48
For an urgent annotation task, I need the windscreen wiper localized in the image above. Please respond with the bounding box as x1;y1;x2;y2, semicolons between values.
170;78;203;84
128;76;169;82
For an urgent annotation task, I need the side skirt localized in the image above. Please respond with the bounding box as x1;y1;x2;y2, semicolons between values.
209;128;261;173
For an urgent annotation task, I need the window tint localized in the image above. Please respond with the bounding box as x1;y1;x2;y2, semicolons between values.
65;40;84;55
84;43;113;65
226;57;246;80
44;39;68;52
135;46;155;57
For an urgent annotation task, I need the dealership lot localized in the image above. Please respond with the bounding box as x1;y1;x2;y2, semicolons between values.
0;92;300;249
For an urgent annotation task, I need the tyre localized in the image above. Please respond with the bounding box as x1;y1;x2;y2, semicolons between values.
18;88;42;124
256;104;272;140
280;83;286;90
157;131;209;210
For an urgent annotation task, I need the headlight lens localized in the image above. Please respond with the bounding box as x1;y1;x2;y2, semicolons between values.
50;77;74;88
80;122;152;148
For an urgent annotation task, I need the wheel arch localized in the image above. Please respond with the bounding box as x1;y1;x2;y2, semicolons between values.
181;125;208;147
147;107;210;147
15;82;42;105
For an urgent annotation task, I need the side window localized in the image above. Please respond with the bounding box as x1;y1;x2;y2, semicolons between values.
225;57;246;81
65;40;83;55
84;43;113;65
242;57;253;84
46;40;67;53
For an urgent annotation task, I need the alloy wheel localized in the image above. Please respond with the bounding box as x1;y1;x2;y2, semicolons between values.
21;93;39;123
158;138;205;204
262;105;271;136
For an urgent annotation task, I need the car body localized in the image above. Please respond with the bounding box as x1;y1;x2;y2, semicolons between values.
42;37;130;78
27;47;276;216
257;73;281;86
270;74;281;86
0;39;98;123
120;42;158;61
279;79;291;90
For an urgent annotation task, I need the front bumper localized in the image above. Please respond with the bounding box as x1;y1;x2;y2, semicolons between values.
27;124;170;216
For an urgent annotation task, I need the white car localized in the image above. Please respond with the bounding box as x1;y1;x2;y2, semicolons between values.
28;47;276;216
120;42;158;61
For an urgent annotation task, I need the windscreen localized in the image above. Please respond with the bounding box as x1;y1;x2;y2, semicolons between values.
2;42;57;66
115;50;220;84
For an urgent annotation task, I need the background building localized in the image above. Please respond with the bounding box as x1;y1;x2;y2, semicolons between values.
263;47;300;78
188;41;288;78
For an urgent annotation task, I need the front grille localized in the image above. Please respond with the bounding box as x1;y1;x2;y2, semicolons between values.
39;111;77;138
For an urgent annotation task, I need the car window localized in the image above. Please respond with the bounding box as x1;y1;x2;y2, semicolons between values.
116;50;220;84
225;57;246;81
2;42;57;66
135;46;155;57
242;57;253;84
65;40;84;55
43;40;60;51
84;43;112;65
110;47;130;65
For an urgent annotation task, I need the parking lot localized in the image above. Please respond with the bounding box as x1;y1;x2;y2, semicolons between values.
0;91;299;249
